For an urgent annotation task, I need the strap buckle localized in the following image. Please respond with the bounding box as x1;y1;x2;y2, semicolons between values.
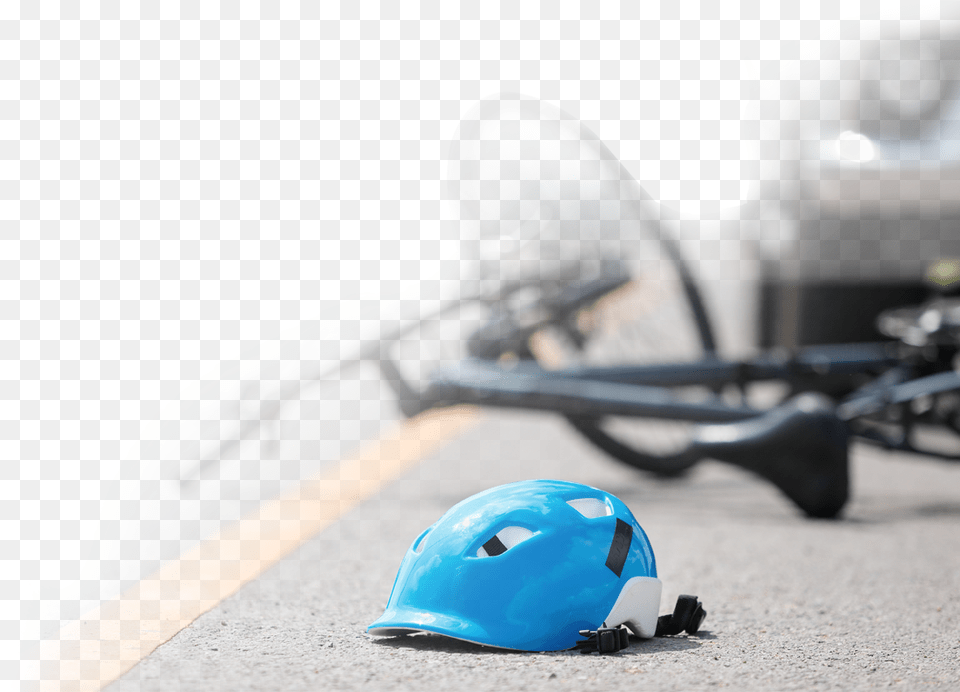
575;625;630;654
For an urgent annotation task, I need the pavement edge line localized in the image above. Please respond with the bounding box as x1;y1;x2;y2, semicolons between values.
35;406;480;692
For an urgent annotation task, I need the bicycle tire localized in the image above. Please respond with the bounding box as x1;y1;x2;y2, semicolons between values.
447;95;718;476
557;235;717;478
552;267;716;477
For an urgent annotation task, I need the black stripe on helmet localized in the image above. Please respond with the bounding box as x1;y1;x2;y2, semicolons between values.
605;518;632;577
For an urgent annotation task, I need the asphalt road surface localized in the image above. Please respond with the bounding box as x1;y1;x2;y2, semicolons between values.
103;408;960;691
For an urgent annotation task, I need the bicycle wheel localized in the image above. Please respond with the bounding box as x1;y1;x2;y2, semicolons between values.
447;95;717;476
540;260;717;477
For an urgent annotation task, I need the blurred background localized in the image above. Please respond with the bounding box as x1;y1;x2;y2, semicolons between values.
7;0;960;681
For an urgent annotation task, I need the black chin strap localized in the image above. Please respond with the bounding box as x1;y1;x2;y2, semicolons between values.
575;595;707;654
574;625;631;654
655;594;707;637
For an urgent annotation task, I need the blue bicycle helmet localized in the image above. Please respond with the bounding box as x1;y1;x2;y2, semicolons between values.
367;479;663;651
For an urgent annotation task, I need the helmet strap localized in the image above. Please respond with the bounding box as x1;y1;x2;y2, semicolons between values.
576;594;707;654
574;625;631;654
655;595;707;637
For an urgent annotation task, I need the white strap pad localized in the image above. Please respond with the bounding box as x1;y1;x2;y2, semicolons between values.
602;576;662;639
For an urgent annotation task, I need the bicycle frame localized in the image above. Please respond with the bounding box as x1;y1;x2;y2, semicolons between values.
397;342;900;421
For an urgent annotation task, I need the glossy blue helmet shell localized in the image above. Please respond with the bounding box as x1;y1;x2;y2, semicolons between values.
367;479;660;651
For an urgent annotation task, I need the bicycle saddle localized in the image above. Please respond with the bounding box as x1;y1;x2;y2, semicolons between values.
689;393;850;518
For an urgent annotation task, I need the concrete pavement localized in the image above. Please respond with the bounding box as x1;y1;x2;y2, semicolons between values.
104;409;960;691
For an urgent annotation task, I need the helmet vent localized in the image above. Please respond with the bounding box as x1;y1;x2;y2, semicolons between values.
567;498;611;519
476;526;534;557
412;528;430;554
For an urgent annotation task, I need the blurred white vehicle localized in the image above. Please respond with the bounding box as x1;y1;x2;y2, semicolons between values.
757;26;960;348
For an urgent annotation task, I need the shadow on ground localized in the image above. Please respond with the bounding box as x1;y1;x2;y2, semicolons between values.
370;631;710;656
846;499;960;524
